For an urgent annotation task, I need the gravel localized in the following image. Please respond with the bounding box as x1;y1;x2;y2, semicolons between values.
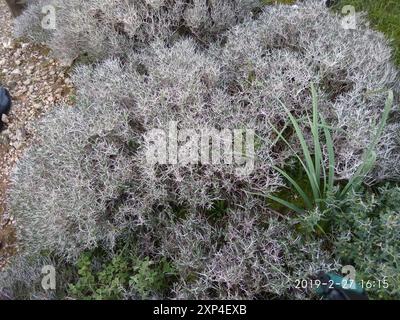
0;2;75;269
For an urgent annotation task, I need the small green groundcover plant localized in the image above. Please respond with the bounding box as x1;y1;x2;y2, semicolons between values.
68;247;176;300
331;185;400;300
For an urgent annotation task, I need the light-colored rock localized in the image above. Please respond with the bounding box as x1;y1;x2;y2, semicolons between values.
1;114;9;124
13;49;22;58
2;38;13;49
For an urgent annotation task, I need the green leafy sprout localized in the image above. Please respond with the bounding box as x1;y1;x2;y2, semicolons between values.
266;84;393;215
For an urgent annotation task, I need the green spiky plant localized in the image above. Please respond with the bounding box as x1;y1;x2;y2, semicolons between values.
266;84;393;215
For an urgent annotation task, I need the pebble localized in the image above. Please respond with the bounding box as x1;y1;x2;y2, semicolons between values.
13;49;22;58
2;38;13;49
1;114;9;124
